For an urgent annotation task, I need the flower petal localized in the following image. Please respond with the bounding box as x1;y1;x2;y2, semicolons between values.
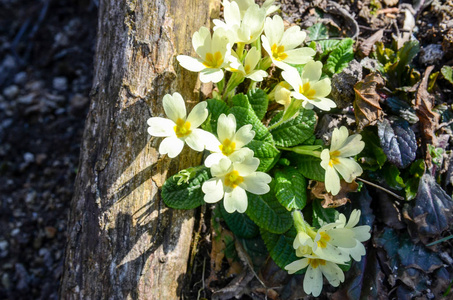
233;124;254;148
163;93;186;122
176;55;206;72
310;78;332;98
281;67;303;92
192;27;211;57
158;136;184;158
204;152;225;168
241;172;271;194
330;126;349;152
217;113;236;142
246;70;268;82
199;68;224;83
280;26;306;50
333;157;363;182
304;265;323;297
211;158;232;177
185;128;212;152
301;60;323;82
223;186;248;213
285;258;309;274
233;154;260;176
186;101;208;129
147;117;176;137
202;178;224;203
352;225;371;242
337;134;365;157
320;262;344;287
283;47;315;64
264;15;283;46
306;97;336;111
325;164;341;195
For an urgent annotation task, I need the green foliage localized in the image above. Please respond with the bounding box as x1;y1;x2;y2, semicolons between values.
312;199;339;228
245;191;293;234
289;153;325;182
247;140;280;172
441;66;453;85
206;98;229;133
260;227;301;271
381;164;405;190
161;167;210;209
358;126;387;170
229;106;271;141
308;23;328;40
324;38;354;76
247;89;269;120
270;108;317;147
274;167;307;210
220;204;260;238
404;159;425;200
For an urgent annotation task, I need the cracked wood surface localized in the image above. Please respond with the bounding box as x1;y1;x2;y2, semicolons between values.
60;0;219;299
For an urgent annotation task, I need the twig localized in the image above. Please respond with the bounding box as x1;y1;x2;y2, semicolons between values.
356;178;405;200
196;258;207;300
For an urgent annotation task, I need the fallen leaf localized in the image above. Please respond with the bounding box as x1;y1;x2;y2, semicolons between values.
354;73;385;129
415;66;441;168
358;29;384;57
311;180;358;208
409;174;453;243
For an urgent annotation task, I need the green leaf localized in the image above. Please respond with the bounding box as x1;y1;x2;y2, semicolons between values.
324;38;354;75
274;167;307;210
318;39;341;53
247;140;280;172
260;227;301;271
441;66;453;85
290;154;325;182
359;126;387;170
245;191;293;234
220;204;260;238
247;89;269;120
308;23;328;40
229;106;271;141
161;167;210;209
312;199;339;228
270;108;317;147
381;164;405;190
206;98;229;133
404;159;425;200
232;93;250;109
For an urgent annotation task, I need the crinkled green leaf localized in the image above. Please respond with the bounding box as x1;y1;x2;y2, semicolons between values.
404;159;425;200
441;66;453;85
289;153;325;182
308;23;328;40
238;236;268;269
270;108;317;147
161;168;210;209
247;89;269;120
381;164;405;190
232;93;250;109
229;106;271;141
245;191;292;234
220;203;260;238
246;140;280;172
324;38;354;75
312;199;339;228
377;118;417;169
274;167;307;210
260;227;300;271
206;98;229;133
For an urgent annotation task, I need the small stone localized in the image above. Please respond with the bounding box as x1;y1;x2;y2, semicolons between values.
44;226;57;239
3;85;19;99
53;77;68;91
26;81;45;92
14;72;27;85
35;153;47;165
17;94;35;105
1;273;11;290
419;44;444;66
331;60;363;109
11;228;20;236
25;191;36;203
0;240;8;251
23;152;35;164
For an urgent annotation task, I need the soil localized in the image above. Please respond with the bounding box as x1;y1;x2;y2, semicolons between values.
0;0;452;299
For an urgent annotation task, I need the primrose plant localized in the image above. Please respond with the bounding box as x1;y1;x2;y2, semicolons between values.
147;0;370;297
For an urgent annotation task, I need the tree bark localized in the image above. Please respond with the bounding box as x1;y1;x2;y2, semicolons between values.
60;0;218;299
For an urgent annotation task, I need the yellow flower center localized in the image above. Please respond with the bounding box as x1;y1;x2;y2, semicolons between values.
317;231;331;249
299;82;316;99
203;51;224;68
174;118;192;138
308;258;326;269
271;44;288;61
328;150;341;167
244;64;251;74
219;138;236;156
224;170;244;189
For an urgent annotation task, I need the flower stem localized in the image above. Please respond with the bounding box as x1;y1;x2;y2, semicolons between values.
278;145;322;158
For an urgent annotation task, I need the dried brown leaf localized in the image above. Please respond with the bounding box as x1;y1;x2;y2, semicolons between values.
359;29;384;57
415;66;440;168
383;0;398;6
311;181;358;208
354;73;385;129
